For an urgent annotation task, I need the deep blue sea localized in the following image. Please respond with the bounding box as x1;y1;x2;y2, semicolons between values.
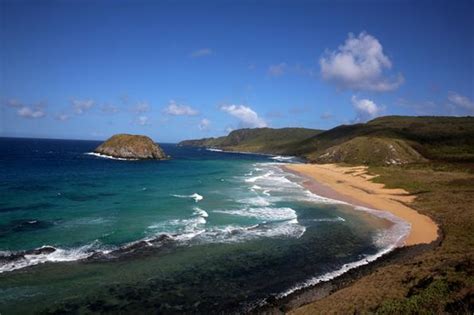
0;138;409;313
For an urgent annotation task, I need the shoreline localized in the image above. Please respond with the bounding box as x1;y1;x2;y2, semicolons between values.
283;163;438;246
253;162;441;313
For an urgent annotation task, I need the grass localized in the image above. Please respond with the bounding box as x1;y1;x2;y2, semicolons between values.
178;127;323;155
180;116;474;165
291;162;474;314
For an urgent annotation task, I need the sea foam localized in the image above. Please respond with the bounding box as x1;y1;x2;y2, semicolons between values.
85;152;138;161
171;193;204;202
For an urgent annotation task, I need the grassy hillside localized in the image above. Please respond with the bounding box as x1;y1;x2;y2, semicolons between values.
300;116;474;164
291;162;474;314
178;127;323;155
180;116;474;165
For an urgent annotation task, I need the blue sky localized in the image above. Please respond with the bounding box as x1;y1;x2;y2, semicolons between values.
1;0;473;142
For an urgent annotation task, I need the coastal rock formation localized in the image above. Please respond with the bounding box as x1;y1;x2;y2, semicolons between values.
94;134;168;160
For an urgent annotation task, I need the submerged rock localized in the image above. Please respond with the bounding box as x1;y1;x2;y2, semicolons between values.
94;134;168;160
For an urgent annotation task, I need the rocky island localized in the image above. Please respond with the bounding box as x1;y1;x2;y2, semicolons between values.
94;134;168;160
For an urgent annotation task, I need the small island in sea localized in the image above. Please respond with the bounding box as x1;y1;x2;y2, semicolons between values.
94;134;168;160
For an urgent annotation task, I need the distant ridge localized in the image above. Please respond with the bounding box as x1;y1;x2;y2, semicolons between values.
179;116;474;165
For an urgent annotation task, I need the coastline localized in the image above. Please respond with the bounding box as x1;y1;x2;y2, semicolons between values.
252;162;442;313
283;163;438;246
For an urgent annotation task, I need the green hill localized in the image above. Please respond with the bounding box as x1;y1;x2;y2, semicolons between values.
178;127;323;155
179;116;474;165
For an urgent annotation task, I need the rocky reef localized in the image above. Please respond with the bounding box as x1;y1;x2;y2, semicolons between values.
94;134;168;160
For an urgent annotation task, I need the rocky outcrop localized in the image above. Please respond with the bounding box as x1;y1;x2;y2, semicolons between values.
94;134;168;160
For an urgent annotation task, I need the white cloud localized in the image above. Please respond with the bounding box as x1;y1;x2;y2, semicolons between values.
133;101;150;113
220;104;267;128
320;32;403;91
17;106;46;119
137;115;150;126
55;114;70;121
198;118;211;130
268;63;287;77
102;103;119;114
190;48;213;58
164;100;199;116
4;99;46;118
72;99;94;114
351;95;382;121
448;91;474;112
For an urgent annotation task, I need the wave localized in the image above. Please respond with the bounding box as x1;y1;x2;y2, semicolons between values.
85;152;138;161
171;193;203;202
206;148;223;152
200;220;306;243
312;216;346;222
193;207;209;218
270;155;297;162
0;241;105;274
276;240;399;299
244;170;274;183
261;165;412;300
238;196;272;207
214;206;297;221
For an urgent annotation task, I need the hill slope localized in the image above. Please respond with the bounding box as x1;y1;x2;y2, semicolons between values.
179;127;323;155
180;116;474;165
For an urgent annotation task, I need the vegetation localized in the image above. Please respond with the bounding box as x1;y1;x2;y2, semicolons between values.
180;116;474;165
179;127;323;155
95;134;168;160
181;116;474;313
291;162;474;314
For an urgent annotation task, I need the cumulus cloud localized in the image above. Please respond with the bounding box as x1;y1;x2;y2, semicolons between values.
72;99;94;114
190;48;213;58
55;114;70;121
17;106;46;119
320;32;403;91
220;104;267;128
136;115;150;126
164;100;199;116
198;118;211;130
3;99;46;119
133;101;150;113
448;91;474;112
351;95;382;121
268;63;287;77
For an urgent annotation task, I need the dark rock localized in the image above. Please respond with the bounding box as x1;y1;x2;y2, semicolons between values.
29;246;56;255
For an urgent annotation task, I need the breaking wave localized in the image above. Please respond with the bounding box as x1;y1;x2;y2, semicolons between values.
172;193;204;202
85;152;138;161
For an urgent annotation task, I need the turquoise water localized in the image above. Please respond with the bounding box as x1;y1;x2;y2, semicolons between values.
0;138;409;313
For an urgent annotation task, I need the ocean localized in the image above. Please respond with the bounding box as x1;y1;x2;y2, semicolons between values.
0;137;409;313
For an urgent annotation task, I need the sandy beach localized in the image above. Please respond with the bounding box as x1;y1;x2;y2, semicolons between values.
284;163;438;246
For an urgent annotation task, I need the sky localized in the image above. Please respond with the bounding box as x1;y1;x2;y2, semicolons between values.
1;0;473;142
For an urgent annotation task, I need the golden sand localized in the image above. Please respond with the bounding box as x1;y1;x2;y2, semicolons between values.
284;163;438;246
